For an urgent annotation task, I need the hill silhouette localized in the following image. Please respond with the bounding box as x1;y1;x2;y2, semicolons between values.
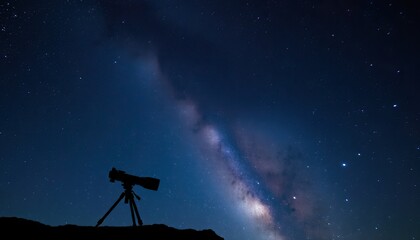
0;217;224;240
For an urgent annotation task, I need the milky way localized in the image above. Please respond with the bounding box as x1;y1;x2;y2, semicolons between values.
136;53;331;239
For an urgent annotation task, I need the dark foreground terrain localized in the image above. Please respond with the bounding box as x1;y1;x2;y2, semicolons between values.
0;217;223;240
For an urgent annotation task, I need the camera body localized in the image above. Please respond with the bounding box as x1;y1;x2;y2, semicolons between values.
109;167;160;191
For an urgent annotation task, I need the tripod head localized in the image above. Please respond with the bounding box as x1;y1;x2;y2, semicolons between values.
121;181;140;203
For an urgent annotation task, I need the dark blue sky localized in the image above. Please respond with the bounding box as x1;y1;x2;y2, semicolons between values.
1;1;419;239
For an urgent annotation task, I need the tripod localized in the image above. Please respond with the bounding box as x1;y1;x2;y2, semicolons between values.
96;182;143;227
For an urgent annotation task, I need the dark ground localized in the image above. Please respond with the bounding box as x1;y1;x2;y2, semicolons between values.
0;217;223;240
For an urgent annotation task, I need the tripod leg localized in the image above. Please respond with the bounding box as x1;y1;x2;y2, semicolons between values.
129;199;137;226
131;198;143;226
96;192;125;227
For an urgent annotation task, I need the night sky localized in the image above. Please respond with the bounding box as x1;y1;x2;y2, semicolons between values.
1;1;419;239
